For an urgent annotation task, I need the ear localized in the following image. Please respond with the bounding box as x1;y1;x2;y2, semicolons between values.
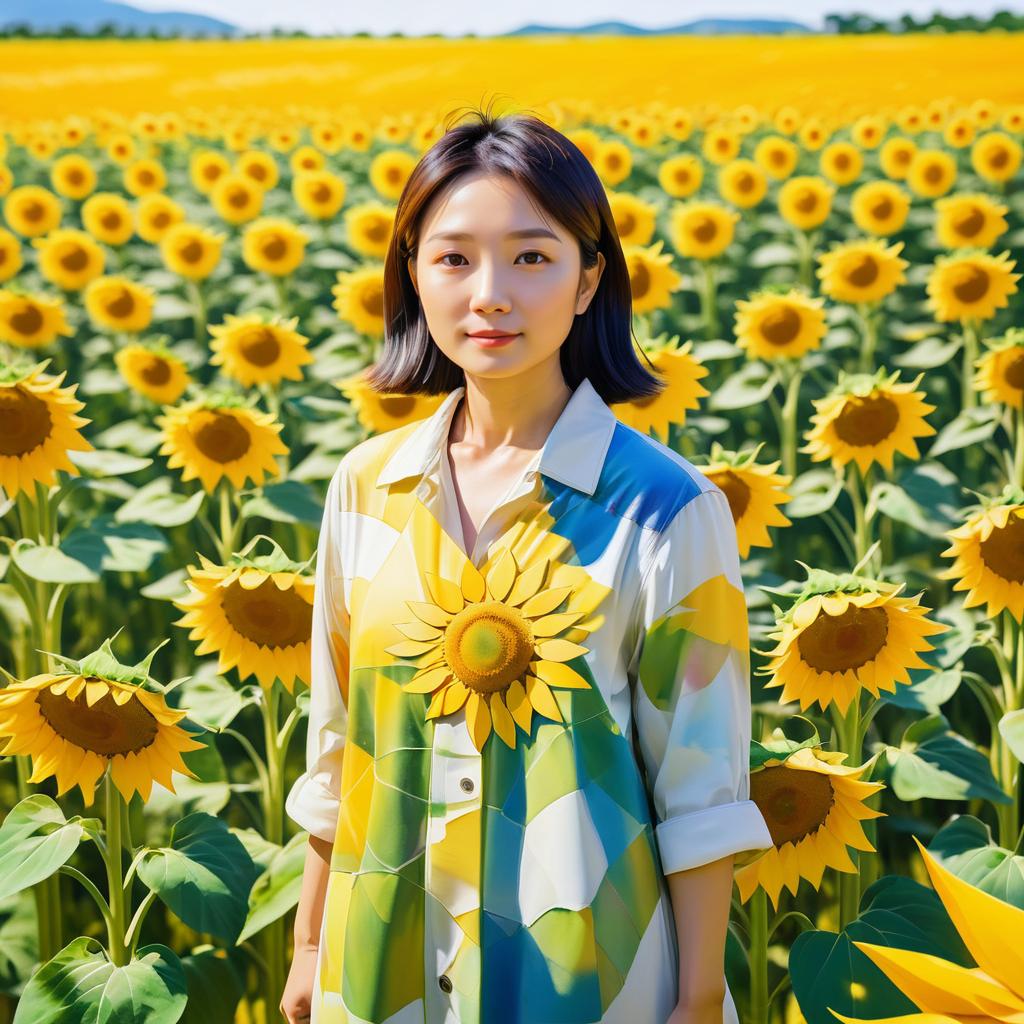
575;251;606;316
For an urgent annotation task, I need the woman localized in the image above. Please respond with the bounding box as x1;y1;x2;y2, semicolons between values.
281;105;773;1024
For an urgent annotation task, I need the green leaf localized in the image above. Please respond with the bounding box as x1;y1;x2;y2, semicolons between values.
0;796;99;901
880;667;961;713
237;831;308;943
61;516;168;574
178;946;247;1024
138;813;260;944
92;421;165;456
11;540;99;584
67;449;153;477
0;890;39;992
13;937;187;1024
153;293;199;320
998;709;1024;766
783;469;843;518
115;479;205;528
141;567;190;602
891;334;963;369
240;479;323;525
928;814;1024;907
175;664;259;731
708;363;778;411
867;481;950;537
929;405;1001;457
747;241;799;268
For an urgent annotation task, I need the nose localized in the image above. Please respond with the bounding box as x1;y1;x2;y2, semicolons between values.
469;258;512;313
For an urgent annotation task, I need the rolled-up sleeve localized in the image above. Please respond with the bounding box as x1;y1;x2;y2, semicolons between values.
630;485;773;875
285;459;350;843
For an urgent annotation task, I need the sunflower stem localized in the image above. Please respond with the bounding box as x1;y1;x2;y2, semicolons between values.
795;228;814;292
1014;401;1024;489
698;260;720;341
218;481;237;561
857;302;879;374
779;360;804;480
186;279;207;348
104;772;129;967
259;682;287;1023
747;887;769;1024
125;888;159;959
844;462;869;568
272;273;291;319
962;318;979;411
58;865;112;933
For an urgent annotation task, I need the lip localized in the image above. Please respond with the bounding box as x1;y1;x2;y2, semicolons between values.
467;330;520;347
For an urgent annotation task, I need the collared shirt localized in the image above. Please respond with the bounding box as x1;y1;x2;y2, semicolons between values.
286;375;773;1024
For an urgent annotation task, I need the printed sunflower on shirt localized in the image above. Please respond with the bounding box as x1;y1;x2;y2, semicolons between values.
383;514;612;752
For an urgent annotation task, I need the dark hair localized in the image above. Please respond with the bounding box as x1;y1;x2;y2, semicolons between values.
363;100;665;406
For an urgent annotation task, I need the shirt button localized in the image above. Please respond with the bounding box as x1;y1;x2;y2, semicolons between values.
459;777;475;793
438;974;453;993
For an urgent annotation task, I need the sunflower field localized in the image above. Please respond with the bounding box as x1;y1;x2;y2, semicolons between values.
1;32;1024;1024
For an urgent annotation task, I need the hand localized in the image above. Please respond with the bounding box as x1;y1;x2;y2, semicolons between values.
665;998;725;1024
280;943;318;1024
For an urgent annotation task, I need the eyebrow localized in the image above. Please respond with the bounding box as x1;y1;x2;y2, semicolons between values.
425;227;561;243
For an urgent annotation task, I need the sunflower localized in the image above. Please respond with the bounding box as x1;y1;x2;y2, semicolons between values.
189;148;231;194
344;201;396;259
159;222;225;280
0;290;73;348
934;192;1009;250
926;249;1021;323
702;125;741;165
753;135;799;179
291;169;346;220
938;491;1024;621
268;126;299;153
26;135;59;161
974;328;1024;409
173;546;315;693
819;141;863;186
0;359;94;498
879;137;917;179
798;118;829;151
656;154;703;198
241;217;307;277
829;834;1024;1024
32;227;105;290
735;744;885;910
609;336;709;442
702;443;793;557
0;636;205;806
124;158;166;197
49;153;97;200
0;228;22;283
369;149;416;201
668;199;739;260
311;122;343;154
114;342;191;405
734;289;827;361
663;110;694;143
971;130;1022;184
209;312;313;386
235;149;279;191
606;191;657;246
718;159;768;208
335;371;445;432
156;394;289;492
755;572;947;714
289;144;325;175
907;149;957;199
850;181;910;236
593;139;632;187
622;240;682;314
802;367;937;475
565;128;600;162
852;115;886;149
3;184;62;238
106;132;136;165
135;192;185;244
943;114;976;149
778;176;834;231
331;264;385;336
81;192;134;246
816;238;909;305
384;545;607;752
84;275;154;334
210;172;264;225
0;163;12;198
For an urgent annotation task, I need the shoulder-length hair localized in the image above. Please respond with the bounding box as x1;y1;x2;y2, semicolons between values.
362;102;665;406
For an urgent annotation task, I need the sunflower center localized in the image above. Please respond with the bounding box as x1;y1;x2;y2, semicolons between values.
36;682;158;756
23;201;45;222
444;601;535;694
203;164;221;181
60;247;89;271
951;265;990;303
619;213;636;236
675;169;690;184
923;162;943;184
835;153;850;170
760;304;801;345
261;235;287;261
952;206;984;238
751;765;835;845
366;218;389;243
870;197;893;219
138;169;155;186
152;211;171;229
691;216;718;243
1004;350;1024;390
311;183;332;203
67;169;84;186
715;470;750;519
106;288;136;318
101;211;122;230
979;514;1024;584
631;261;651;299
227;186;250;209
795;188;817;213
735;172;754;192
178;239;204;263
844;255;879;287
191;410;252;463
386;167;401;182
221;577;314;648
832;393;899;446
239;327;281;366
10;303;43;335
248;166;267;182
362;286;383;317
379;394;416;417
0;386;52;455
139;354;172;385
796;603;889;672
989;147;1009;169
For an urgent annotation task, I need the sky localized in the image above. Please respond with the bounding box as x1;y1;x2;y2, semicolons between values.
126;0;1021;34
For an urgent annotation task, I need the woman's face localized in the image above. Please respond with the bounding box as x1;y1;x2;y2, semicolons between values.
408;171;605;381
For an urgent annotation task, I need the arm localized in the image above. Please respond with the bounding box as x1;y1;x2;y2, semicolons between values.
630;486;773;1016
293;834;334;950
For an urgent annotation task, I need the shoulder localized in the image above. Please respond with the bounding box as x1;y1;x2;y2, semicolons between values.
599;419;726;536
331;420;423;485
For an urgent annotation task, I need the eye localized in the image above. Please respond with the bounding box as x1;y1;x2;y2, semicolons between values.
439;253;468;268
517;251;548;265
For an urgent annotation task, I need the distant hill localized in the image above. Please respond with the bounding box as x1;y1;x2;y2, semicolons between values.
509;18;814;35
1;0;239;35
